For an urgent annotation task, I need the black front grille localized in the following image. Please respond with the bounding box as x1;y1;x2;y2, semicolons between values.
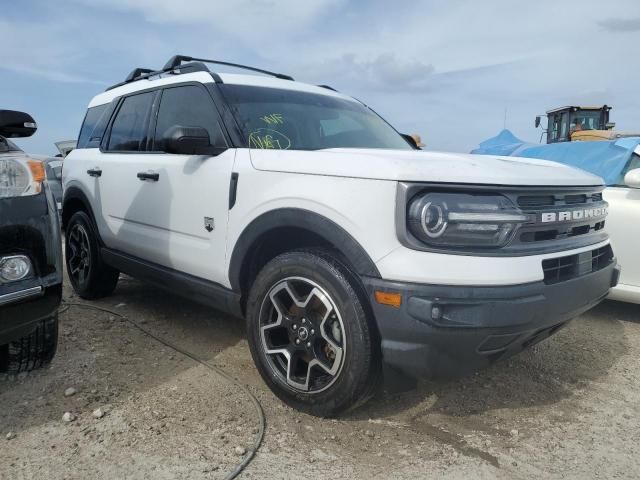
517;191;603;210
515;188;607;246
542;244;613;285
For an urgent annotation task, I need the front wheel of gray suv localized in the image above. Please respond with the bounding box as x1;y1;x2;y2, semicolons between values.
246;250;381;417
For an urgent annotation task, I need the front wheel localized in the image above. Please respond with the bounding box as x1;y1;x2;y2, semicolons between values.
246;250;380;417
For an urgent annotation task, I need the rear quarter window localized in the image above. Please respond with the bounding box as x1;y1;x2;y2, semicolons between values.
106;92;154;152
77;104;109;149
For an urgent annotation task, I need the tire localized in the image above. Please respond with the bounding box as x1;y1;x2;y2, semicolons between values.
0;314;59;374
65;210;119;299
246;249;381;417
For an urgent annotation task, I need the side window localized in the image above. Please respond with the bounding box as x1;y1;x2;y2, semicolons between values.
559;112;570;141
77;104;108;149
548;115;559;142
107;92;154;152
154;85;226;151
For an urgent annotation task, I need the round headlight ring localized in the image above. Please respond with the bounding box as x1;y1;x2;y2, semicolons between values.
0;255;32;282
420;202;448;238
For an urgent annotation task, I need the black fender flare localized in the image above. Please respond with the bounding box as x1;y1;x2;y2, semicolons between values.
228;208;381;292
61;186;98;231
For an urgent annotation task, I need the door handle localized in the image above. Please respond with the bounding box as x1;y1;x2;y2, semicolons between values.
87;168;102;177
137;171;159;182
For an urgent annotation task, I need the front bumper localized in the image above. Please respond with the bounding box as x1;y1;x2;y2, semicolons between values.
363;259;619;378
0;283;62;345
0;184;62;345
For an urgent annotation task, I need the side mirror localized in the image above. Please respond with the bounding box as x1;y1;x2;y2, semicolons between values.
161;125;226;155
401;133;424;149
605;122;616;130
535;116;541;128
624;168;640;189
0;110;37;138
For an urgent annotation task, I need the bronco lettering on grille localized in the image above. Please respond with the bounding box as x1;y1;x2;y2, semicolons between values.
540;207;608;223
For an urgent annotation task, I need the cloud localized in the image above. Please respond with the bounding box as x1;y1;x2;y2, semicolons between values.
4;0;640;156
0;64;106;85
0;19;95;84
597;18;640;33
73;0;342;37
305;53;436;93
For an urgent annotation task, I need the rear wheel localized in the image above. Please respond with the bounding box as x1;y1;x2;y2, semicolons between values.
0;314;58;374
65;211;119;299
246;250;380;416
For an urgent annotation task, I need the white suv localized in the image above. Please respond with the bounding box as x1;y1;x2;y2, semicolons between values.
63;55;619;416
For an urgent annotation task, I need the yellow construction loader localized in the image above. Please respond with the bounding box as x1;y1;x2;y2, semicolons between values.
535;105;640;143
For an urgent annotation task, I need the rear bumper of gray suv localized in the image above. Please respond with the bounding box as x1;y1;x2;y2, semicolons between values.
362;256;619;379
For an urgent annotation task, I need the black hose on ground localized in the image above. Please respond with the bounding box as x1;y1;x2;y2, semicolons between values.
61;301;265;480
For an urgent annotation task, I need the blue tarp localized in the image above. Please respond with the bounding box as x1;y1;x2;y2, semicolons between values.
471;129;640;186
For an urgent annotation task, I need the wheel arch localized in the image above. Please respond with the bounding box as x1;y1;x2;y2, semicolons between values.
61;186;97;231
228;208;381;297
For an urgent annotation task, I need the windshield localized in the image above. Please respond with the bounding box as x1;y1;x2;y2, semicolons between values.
0;135;22;153
570;110;602;133
219;84;412;151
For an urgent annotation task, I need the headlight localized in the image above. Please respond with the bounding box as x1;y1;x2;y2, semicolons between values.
0;158;45;199
407;192;529;248
0;255;32;282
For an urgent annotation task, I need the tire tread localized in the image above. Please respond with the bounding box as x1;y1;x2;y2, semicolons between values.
1;315;58;375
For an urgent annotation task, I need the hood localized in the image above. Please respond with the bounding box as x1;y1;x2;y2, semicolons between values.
250;148;603;187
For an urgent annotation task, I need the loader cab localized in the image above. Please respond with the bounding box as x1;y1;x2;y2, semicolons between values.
536;106;612;144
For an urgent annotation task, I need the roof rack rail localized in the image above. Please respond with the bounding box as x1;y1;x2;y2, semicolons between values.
124;68;154;83
106;54;294;91
163;55;294;81
106;61;210;91
318;84;338;92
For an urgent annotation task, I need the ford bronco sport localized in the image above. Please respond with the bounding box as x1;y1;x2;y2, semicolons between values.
62;55;619;416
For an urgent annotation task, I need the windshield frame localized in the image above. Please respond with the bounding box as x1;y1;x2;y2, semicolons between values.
216;83;415;152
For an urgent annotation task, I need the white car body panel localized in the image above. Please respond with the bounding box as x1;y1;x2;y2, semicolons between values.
604;185;640;303
64;145;236;284
224;150;398;288
376;239;612;286
96;149;236;282
249;148;603;186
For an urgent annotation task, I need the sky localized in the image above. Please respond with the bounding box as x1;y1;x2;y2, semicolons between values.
2;0;640;156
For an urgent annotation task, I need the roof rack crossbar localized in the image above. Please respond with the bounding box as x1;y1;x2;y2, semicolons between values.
106;61;212;91
163;55;294;81
106;54;294;91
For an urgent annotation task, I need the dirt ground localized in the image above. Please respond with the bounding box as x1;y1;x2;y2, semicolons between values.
1;274;639;479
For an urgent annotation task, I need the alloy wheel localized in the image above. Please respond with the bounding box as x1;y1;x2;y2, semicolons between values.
259;276;346;393
67;224;91;286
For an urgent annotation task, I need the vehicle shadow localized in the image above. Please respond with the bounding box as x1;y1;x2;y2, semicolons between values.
0;277;246;434
347;300;629;421
599;299;640;323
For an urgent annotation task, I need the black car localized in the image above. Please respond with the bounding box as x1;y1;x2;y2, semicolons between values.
0;110;61;374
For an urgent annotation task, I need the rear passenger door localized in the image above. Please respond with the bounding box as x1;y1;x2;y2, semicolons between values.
102;83;236;284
